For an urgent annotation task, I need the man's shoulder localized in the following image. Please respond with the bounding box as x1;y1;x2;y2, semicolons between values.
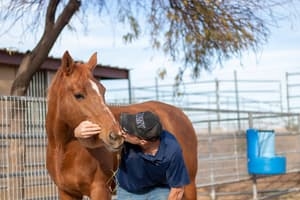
162;130;178;143
161;130;182;152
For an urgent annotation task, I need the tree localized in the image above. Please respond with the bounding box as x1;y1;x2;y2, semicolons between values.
0;0;296;96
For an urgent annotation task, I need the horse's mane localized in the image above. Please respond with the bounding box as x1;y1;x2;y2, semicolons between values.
47;68;64;102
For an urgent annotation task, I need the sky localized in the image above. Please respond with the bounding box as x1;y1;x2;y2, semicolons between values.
1;2;300;91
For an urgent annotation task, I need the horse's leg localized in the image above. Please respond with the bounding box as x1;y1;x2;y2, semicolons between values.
59;189;82;200
183;181;197;200
90;186;112;200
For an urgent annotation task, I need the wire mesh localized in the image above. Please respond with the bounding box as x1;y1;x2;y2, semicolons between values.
0;96;300;199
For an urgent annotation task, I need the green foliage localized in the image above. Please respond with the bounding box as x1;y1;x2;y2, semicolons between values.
122;15;140;43
114;0;294;82
0;0;296;84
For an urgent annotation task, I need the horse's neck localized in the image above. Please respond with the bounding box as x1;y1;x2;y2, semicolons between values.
47;118;74;147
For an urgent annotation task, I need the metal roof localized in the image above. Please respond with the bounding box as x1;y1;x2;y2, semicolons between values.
0;49;129;80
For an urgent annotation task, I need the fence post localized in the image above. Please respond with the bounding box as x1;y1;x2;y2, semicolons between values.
234;71;241;132
155;77;159;101
298;114;300;132
247;112;258;200
215;79;220;128
285;72;291;128
248;112;253;128
208;121;216;200
286;72;290;113
279;82;283;113
128;73;132;104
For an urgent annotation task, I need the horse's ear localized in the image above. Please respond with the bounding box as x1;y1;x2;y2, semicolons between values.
62;51;74;75
87;52;97;71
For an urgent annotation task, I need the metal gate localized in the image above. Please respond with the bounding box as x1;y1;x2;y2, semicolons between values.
286;72;300;113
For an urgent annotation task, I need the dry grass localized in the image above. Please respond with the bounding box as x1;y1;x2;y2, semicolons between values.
197;172;300;199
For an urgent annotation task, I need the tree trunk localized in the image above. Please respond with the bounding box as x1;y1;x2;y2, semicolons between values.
10;0;81;96
10;47;49;96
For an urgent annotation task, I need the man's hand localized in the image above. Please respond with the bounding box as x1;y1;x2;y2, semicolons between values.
168;187;184;200
74;121;101;138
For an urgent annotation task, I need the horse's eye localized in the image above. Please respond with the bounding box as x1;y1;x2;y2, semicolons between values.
74;93;85;100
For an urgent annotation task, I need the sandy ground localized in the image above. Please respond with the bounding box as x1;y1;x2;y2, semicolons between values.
197;172;300;200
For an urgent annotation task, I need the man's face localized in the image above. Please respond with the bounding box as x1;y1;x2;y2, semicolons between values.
121;127;141;145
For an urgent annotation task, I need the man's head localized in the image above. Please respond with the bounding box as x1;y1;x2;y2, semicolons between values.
120;111;162;141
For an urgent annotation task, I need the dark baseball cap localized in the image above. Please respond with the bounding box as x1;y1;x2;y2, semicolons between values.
120;111;162;140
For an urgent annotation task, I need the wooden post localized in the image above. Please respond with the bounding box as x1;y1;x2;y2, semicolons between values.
252;175;258;200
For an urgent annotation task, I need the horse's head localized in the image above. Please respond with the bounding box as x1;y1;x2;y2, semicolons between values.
47;51;123;151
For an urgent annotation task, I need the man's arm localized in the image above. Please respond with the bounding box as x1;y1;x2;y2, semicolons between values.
168;187;184;200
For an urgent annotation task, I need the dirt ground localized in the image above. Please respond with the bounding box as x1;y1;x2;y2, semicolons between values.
197;172;300;200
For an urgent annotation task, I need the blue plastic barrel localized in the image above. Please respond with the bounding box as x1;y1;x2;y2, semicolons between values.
258;130;275;157
248;157;286;175
246;128;259;159
246;128;286;175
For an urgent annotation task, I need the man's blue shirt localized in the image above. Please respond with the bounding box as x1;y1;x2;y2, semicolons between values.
116;130;190;193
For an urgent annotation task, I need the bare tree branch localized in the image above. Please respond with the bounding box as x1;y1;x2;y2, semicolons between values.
0;0;297;95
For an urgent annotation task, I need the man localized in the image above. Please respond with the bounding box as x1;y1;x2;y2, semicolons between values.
74;111;190;200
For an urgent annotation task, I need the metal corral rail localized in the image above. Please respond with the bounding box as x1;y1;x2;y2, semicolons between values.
1;96;300;199
104;72;283;113
181;107;300;199
286;71;300;113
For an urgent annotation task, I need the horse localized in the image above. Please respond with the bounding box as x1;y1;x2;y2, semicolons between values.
46;51;124;199
109;103;198;200
46;51;198;199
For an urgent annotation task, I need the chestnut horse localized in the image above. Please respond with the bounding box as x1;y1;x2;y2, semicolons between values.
109;103;198;200
46;51;198;199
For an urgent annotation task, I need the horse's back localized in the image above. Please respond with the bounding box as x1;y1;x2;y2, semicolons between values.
109;100;198;199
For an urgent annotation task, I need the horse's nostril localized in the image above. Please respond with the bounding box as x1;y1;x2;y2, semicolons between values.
109;132;118;141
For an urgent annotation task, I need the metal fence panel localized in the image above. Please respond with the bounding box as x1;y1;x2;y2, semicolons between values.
1;96;300;199
0;96;57;200
286;72;300;113
103;74;283;113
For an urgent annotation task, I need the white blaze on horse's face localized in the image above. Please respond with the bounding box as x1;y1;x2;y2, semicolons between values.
90;80;101;96
89;79;118;125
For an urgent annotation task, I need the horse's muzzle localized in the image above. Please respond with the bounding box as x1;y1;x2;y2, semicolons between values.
107;131;124;151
